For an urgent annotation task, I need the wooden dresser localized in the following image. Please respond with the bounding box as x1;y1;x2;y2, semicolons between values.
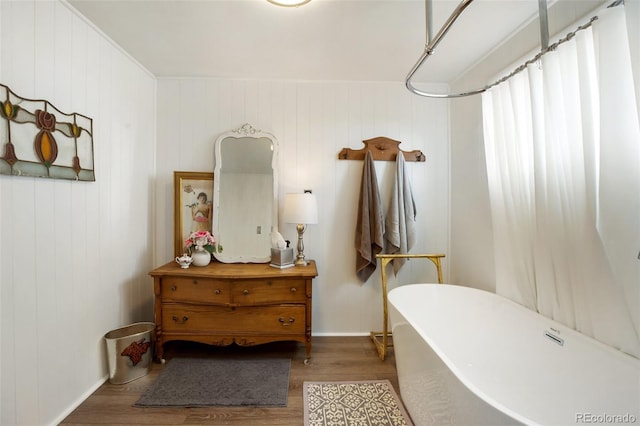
149;260;318;361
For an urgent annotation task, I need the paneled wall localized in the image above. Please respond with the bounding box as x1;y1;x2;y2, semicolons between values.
0;1;156;425
154;79;450;335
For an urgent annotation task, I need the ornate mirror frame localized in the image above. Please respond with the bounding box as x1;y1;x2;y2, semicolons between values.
212;123;279;263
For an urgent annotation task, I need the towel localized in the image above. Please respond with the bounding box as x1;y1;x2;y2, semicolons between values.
385;153;416;274
355;150;385;282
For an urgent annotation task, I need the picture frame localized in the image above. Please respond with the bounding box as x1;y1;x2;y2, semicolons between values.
173;171;215;257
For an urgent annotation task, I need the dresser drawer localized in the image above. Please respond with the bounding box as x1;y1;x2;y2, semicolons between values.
161;277;231;304
162;304;306;334
231;279;306;305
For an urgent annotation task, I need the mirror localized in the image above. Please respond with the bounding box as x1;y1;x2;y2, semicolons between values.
212;124;278;263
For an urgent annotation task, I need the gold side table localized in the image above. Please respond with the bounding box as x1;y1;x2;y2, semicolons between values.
370;253;445;360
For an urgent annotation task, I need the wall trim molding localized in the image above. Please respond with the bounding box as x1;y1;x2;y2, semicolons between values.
48;375;108;426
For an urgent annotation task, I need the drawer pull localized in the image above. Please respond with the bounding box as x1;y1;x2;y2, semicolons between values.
215;289;222;295
243;289;249;295
172;315;189;324
192;280;198;285
279;317;295;326
171;285;177;291
290;287;297;293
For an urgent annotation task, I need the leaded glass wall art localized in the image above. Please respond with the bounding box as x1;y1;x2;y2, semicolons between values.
0;83;95;181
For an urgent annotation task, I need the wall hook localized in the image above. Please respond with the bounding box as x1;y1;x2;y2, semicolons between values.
338;136;426;162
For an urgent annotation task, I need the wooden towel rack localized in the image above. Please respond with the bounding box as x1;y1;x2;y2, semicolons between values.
338;137;425;162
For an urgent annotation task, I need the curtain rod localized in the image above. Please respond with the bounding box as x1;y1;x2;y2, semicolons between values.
406;0;622;99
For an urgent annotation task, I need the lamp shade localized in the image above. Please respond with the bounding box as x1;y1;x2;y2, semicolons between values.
283;193;318;225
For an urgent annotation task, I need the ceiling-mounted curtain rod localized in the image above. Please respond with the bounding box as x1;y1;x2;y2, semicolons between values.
406;0;483;98
406;0;549;98
405;0;622;99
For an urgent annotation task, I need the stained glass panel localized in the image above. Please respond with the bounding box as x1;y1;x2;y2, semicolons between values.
0;83;95;181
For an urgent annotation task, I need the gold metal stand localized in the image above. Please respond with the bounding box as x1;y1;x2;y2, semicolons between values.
370;253;445;360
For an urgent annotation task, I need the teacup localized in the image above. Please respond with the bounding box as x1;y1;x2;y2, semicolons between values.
175;253;193;268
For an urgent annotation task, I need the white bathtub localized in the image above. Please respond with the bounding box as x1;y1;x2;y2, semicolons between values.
388;284;640;426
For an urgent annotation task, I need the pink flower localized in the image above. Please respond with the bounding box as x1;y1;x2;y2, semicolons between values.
184;230;216;254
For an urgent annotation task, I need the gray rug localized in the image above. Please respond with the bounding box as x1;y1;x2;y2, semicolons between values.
134;357;291;407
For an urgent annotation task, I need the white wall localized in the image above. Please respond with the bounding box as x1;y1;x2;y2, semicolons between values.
154;79;450;335
0;1;156;425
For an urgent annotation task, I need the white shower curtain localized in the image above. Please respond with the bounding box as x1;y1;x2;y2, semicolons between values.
482;6;640;358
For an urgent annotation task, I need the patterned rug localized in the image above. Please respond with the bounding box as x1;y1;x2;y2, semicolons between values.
304;380;413;426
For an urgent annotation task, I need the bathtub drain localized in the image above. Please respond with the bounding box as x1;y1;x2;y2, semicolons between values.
544;331;564;346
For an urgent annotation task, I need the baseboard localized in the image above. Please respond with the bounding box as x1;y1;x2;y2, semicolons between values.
48;374;108;426
311;332;370;337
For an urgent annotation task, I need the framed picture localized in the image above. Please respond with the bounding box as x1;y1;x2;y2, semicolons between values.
174;171;214;257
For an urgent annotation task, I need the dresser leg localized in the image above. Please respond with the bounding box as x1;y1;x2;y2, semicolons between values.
155;341;165;363
304;340;312;364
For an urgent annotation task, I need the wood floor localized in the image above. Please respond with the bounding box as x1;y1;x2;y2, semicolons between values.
61;336;400;425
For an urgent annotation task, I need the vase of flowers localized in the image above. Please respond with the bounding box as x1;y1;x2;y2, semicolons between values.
184;230;216;266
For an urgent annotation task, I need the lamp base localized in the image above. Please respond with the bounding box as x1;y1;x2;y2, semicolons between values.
294;223;308;266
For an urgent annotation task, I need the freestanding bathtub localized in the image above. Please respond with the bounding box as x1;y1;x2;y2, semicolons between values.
388;284;640;426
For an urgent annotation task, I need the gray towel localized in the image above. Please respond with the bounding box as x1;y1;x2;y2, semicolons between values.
355;151;385;282
385;153;416;274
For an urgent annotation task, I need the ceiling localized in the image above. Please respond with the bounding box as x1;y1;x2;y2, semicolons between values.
67;0;603;83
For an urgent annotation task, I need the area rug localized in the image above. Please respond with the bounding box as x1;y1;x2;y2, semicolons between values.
134;357;290;407
304;380;413;426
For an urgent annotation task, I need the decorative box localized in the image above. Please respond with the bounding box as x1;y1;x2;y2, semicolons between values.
270;248;294;269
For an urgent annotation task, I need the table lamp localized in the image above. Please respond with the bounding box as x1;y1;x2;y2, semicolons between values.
283;192;318;266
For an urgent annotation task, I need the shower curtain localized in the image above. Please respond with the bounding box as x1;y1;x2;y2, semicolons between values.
482;6;640;358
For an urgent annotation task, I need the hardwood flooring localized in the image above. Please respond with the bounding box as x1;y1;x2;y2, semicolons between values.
61;336;399;425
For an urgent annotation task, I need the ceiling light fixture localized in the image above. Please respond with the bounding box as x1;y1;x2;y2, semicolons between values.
267;0;311;7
